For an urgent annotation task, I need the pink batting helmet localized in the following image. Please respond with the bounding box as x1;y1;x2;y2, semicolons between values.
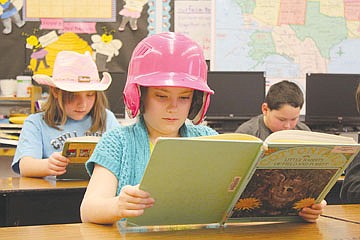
123;32;214;124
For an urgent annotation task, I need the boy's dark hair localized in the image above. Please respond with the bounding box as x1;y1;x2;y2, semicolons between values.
265;80;304;110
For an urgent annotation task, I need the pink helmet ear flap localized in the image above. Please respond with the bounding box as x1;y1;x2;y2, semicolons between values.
191;92;211;125
123;84;141;118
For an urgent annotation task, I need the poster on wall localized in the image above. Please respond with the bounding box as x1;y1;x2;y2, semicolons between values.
24;0;116;21
174;0;211;60
0;0;173;78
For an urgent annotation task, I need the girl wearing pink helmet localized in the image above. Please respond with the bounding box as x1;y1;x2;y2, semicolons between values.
81;32;218;224
80;32;324;224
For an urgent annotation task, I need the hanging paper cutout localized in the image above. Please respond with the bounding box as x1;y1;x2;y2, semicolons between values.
0;0;25;34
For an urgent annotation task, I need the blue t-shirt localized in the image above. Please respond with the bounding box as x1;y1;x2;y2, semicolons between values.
12;109;119;174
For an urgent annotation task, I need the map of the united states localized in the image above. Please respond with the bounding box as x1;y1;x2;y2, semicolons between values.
213;0;360;87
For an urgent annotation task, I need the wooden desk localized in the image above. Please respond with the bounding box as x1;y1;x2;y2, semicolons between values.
322;203;360;224
0;205;359;240
0;177;88;227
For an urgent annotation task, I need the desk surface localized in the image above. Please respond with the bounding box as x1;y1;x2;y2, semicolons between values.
322;203;360;223
0;205;359;240
0;176;88;191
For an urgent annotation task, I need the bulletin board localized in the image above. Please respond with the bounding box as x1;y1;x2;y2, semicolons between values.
24;0;116;21
0;0;174;117
0;0;174;79
174;0;211;60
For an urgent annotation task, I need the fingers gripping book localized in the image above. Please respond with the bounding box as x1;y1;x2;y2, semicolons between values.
126;130;360;228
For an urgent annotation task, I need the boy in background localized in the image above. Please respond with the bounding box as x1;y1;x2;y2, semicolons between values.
235;80;310;140
340;84;360;203
235;79;326;220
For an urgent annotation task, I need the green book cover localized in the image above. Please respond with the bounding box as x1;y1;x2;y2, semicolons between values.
128;134;263;226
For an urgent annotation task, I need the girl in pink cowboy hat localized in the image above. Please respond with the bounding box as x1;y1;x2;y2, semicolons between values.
80;32;325;225
12;51;119;178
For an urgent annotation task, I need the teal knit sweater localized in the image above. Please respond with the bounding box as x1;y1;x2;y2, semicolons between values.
86;116;218;194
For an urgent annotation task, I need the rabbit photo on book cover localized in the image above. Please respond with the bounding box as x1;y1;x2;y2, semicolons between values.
232;169;336;217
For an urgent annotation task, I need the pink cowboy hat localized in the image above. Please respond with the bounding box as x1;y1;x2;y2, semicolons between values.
32;51;112;92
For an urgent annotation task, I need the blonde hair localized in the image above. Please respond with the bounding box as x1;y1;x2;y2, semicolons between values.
42;88;109;133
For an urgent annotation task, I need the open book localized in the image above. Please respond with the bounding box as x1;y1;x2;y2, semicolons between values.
58;136;100;180
126;130;360;229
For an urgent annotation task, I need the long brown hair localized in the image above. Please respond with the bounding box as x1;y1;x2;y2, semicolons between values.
42;88;109;133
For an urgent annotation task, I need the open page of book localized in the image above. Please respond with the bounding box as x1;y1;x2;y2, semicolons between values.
195;133;261;141
265;130;357;144
127;136;263;227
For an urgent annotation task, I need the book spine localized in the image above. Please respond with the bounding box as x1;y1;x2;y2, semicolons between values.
220;146;265;224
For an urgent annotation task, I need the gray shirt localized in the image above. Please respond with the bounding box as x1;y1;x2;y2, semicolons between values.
340;153;360;203
235;114;311;141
